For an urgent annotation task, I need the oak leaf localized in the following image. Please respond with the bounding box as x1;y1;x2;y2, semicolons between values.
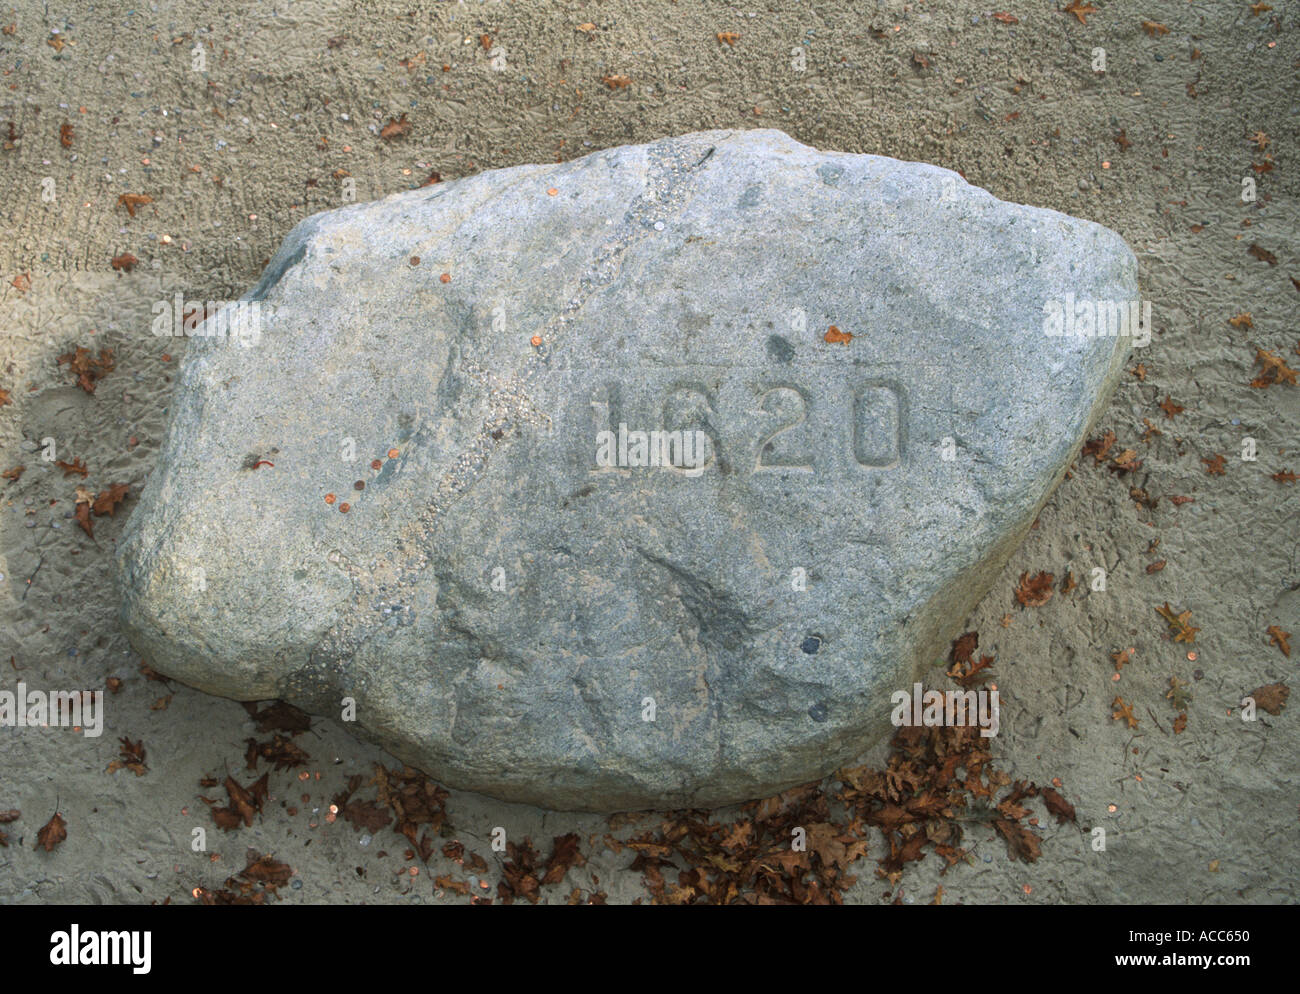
1251;349;1297;388
55;458;87;478
1064;1;1098;25
1015;571;1055;607
1111;696;1138;729
56;346;115;393
379;113;411;140
1249;682;1288;715
1156;602;1200;643
1083;429;1115;461
1267;625;1291;658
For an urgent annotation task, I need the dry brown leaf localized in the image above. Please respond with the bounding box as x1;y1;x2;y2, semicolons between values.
1111;696;1138;729
117;193;153;217
1251;349;1297;389
1083;429;1116;461
1155;602;1200;643
55;458;87;478
36;812;67;851
380;113;411;140
1015;571;1055;607
1250;682;1289;715
1247;243;1277;266
1064;1;1098;25
56;346;115;393
1267;625;1291;658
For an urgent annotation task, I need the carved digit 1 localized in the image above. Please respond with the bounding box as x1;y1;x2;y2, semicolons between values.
854;384;901;468
590;382;626;473
755;387;813;471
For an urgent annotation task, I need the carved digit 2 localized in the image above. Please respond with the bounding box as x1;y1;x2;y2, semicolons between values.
755;387;812;471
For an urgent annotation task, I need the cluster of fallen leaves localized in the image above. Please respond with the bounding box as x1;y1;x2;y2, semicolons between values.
198;700;312;830
56;346;114;393
202;772;269;830
614;710;1074;904
841;725;1075;883
947;630;995;686
618;785;870;905
333;764;450;864
106;736;148;777
495;834;588;904
1082;428;1144;476
195;849;293;904
244;733;309;772
1156;602;1200;643
73;483;130;538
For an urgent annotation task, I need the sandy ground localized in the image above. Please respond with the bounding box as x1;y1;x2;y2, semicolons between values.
0;0;1297;905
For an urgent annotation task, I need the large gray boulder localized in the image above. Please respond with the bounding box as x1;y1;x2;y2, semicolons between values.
116;129;1137;810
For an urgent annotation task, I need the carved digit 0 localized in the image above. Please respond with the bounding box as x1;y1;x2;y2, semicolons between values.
853;384;902;469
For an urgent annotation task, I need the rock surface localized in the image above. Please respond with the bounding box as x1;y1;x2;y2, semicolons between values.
116;129;1136;810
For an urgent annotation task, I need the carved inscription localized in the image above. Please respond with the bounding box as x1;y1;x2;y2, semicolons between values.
586;373;903;477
